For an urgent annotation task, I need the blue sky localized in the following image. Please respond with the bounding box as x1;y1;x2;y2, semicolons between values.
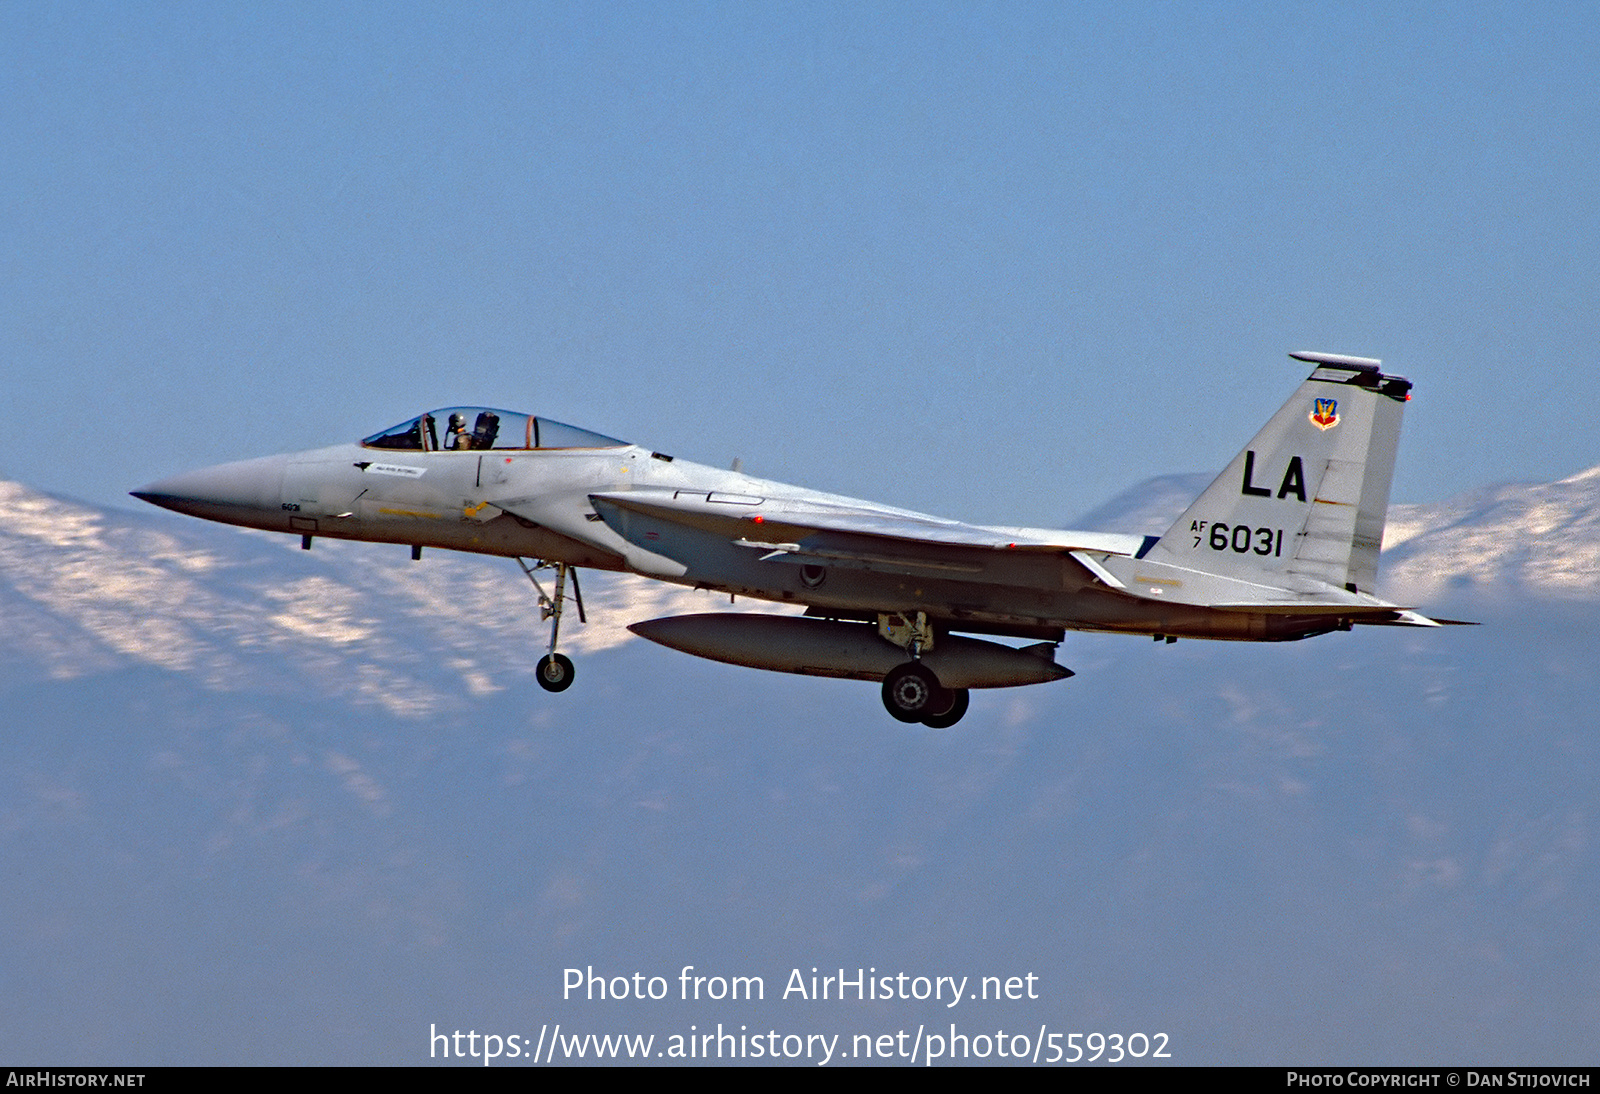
5;1;1598;526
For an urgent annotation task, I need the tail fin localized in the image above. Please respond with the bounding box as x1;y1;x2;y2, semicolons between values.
1147;352;1411;593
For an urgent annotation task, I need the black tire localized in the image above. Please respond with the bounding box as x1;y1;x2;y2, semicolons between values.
536;653;575;693
921;688;970;729
881;662;943;723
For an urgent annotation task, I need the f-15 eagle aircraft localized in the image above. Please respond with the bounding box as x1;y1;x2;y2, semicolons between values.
133;351;1459;727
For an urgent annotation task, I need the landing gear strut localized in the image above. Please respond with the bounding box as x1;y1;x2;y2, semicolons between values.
517;559;585;693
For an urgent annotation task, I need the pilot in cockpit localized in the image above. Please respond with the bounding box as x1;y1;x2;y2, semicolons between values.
445;412;473;451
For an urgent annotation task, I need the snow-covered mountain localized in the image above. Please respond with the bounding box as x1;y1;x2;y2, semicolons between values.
1382;466;1600;604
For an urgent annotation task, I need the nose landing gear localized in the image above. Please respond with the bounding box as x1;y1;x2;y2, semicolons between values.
517;558;585;693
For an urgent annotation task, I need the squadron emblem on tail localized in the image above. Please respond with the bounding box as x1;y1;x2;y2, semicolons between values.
1310;397;1340;430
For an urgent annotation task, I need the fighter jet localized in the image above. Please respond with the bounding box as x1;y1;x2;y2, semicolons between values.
133;351;1461;727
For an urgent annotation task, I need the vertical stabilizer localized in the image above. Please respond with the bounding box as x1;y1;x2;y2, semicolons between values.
1147;352;1411;593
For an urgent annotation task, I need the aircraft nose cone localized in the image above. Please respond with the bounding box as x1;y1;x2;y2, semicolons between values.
132;453;289;527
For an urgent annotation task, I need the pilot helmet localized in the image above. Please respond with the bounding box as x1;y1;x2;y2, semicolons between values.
449;413;466;429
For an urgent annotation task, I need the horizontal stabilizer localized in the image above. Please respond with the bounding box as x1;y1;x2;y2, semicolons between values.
1071;549;1411;615
1354;610;1479;628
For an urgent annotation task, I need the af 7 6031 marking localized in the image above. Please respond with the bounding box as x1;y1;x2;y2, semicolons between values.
1192;521;1285;557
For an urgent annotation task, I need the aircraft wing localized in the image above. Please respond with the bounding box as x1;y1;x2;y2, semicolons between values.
588;489;1145;580
585;490;1467;626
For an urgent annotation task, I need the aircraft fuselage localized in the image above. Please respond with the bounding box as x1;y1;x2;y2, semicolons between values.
134;356;1454;726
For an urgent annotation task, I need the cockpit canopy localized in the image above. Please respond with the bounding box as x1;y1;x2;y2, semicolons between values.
362;408;626;452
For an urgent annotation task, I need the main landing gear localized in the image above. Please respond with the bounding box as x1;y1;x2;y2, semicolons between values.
517;559;585;693
877;611;971;728
881;662;970;728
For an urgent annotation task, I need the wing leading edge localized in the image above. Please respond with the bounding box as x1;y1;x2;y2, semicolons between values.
589;488;1148;581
